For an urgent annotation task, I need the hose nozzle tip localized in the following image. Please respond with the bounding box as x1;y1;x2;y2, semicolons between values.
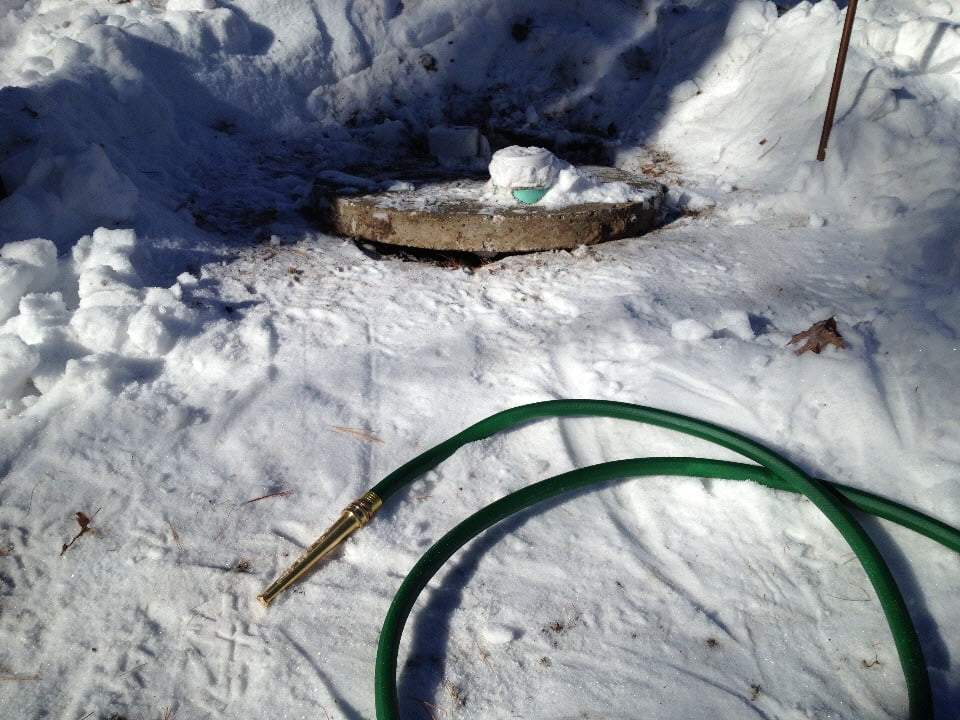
256;491;382;607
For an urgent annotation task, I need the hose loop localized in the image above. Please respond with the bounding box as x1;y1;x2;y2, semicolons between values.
369;401;956;720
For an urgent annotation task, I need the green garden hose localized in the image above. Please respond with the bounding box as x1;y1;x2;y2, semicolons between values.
258;400;960;720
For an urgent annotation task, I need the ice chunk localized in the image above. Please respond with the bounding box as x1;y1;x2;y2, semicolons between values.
1;237;58;274
670;79;700;103
127;306;176;356
3;292;71;345
176;272;199;287
144;287;184;307
2;293;82;395
70;306;136;353
0;334;40;400
72;227;139;277
718;310;755;341
0;238;58;323
77;265;141;305
428;126;489;165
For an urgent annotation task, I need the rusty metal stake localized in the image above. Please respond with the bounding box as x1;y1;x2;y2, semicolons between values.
817;0;860;161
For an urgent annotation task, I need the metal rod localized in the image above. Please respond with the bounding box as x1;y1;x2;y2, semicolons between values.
817;0;860;161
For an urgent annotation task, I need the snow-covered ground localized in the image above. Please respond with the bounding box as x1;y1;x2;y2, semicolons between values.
1;0;958;718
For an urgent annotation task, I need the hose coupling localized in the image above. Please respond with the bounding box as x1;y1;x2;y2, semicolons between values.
257;490;382;607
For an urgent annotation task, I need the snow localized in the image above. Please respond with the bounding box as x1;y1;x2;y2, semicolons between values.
485;145;660;209
1;1;959;719
428;125;490;169
539;166;661;209
488;146;568;190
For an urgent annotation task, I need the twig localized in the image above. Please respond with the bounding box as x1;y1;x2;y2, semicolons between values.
827;588;871;602
0;670;41;681
758;135;781;160
331;425;384;444
27;473;49;515
411;697;445;720
120;661;148;676
168;521;184;553
244;490;294;504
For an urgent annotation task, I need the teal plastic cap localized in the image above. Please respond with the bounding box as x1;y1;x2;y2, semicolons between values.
512;187;549;204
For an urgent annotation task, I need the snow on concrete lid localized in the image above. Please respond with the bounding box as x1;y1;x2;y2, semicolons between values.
488;146;570;190
326;166;664;254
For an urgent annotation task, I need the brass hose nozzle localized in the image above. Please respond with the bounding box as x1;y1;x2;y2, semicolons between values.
257;490;382;607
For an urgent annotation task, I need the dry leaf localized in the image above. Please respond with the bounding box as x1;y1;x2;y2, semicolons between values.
76;511;91;530
60;509;100;555
788;317;845;355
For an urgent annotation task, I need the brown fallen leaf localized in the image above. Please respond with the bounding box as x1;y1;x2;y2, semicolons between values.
60;509;100;555
788;317;845;355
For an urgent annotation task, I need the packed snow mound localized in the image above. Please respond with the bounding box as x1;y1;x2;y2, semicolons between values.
485;145;659;209
488;146;570;190
539;166;660;209
0;236;58;322
0;228;197;408
2;0;960;236
641;0;960;223
0;142;139;251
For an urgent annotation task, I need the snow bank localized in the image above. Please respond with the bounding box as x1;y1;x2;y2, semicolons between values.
3;0;958;234
0;145;139;250
0;228;196;407
640;0;960;223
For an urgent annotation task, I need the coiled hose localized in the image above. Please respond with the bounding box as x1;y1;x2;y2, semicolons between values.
368;400;960;720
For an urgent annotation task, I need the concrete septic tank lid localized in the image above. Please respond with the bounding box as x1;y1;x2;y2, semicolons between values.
325;166;664;254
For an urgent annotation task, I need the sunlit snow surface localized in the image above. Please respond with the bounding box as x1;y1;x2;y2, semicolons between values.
1;1;959;719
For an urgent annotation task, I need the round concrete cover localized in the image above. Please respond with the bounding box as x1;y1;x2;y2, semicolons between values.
328;167;664;253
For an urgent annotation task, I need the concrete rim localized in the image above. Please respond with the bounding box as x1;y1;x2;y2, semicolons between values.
318;166;665;254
